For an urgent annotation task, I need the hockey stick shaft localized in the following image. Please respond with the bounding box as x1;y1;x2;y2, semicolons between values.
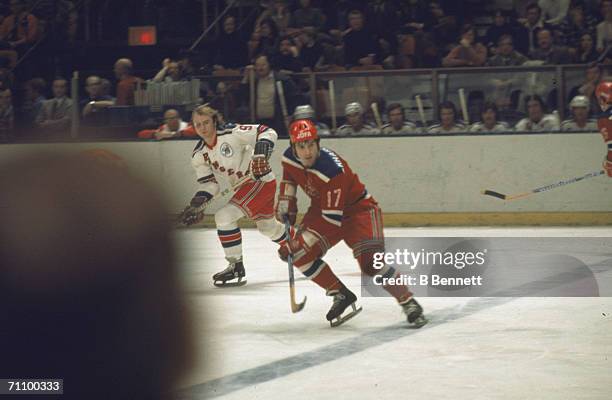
329;80;337;133
371;102;383;130
283;217;306;313
482;170;605;201
415;95;426;127
458;88;469;125
276;81;290;132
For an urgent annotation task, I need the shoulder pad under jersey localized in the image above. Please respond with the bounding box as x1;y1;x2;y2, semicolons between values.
192;139;205;157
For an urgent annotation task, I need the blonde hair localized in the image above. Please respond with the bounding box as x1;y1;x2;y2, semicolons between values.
192;104;221;125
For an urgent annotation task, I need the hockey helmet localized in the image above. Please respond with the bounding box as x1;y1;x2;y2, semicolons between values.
294;104;315;120
595;81;612;111
345;102;363;116
289;119;318;143
569;95;589;108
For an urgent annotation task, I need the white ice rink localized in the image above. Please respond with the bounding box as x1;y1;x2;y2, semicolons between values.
174;227;612;400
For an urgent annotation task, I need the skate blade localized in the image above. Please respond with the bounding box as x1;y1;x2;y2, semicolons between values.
213;278;247;288
409;315;428;329
330;303;363;327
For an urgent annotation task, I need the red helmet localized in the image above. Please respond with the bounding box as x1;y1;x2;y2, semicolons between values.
289;119;318;143
596;81;612;111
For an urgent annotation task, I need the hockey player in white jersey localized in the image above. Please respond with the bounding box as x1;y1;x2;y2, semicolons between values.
336;102;380;136
560;95;597;132
514;95;560;132
180;105;290;287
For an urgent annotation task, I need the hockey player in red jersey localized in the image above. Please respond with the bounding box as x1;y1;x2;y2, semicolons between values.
595;81;612;178
180;105;290;286
277;119;428;327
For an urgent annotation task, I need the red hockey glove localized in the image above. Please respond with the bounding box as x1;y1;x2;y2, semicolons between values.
604;158;612;178
278;237;303;262
251;155;271;179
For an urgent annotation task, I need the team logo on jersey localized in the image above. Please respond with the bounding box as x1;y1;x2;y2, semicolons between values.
220;142;233;157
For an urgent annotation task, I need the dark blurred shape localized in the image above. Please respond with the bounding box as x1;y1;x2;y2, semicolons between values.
0;152;194;400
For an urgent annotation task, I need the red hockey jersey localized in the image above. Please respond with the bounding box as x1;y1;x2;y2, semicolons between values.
281;146;371;229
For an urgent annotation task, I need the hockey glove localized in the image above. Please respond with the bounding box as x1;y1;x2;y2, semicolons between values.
251;155;272;179
278;236;303;262
179;191;212;225
604;158;612;178
276;195;297;226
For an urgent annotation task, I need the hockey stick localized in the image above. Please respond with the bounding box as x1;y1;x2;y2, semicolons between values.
458;88;469;125
371;102;383;130
415;95;427;127
276;81;291;132
329;80;337;133
481;170;605;201
284;217;307;313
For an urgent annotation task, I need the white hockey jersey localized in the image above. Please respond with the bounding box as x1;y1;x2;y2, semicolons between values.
469;121;510;133
514;114;560;132
191;123;278;196
560;118;597;132
381;121;420;134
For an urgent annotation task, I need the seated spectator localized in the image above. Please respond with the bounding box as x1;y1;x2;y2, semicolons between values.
427;101;467;133
213;15;248;70
152;58;183;82
517;3;551;55
568;63;602;115
293;104;330;136
559;4;597;51
291;0;325;34
337;102;380;136
81;75;114;118
0;88;13;141
137;109;196;140
19;78;46;130
35;78;73;135
529;29;572;64
469;101;510;133
514;95;559;131
257;0;292;35
343;10;380;68
0;0;39;56
114;58;144;106
484;10;515;54
560;95;597;132
249;18;280;61
486;35;528;66
574;33;600;63
442;24;487;67
381;103;419;134
596;0;612;52
272;36;303;73
296;31;324;71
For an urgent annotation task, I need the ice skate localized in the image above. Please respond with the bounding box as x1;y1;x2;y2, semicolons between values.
326;287;362;327
400;298;428;328
213;259;246;287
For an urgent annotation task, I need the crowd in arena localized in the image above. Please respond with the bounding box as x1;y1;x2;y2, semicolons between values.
1;0;612;141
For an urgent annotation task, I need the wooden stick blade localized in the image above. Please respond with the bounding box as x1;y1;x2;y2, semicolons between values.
291;296;307;313
481;189;507;200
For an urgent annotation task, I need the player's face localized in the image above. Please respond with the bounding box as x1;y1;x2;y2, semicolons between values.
572;106;588;121
482;109;496;126
347;113;362;127
193;113;216;141
389;108;404;128
440;108;454;127
294;140;319;168
527;100;543;121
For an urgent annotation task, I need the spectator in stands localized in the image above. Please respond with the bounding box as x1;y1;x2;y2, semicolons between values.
343;10;380;68
213;15;248;71
337;102;379;136
291;0;325;34
137;109;196;140
177;49;198;80
296;31;324;71
486;35;528;66
241;54;298;137
560;95;597;131
574;33;599;63
0;0;39;56
520;3;549;54
442;24;487;67
381;103;419;134
469;101;509;133
0;88;13;141
257;0;291;35
427;101;467;133
272;36;303;73
152;58;182;83
81;75;113;126
421;2;459;53
35;78;73;136
529;29;572;64
484;10;515;54
365;0;401;68
568;63;602;115
559;4;597;51
538;0;570;26
293;104;330;136
249;18;280;61
596;0;612;52
514;95;559;131
114;58;143;106
20;78;46;130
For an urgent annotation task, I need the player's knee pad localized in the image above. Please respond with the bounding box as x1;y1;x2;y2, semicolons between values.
255;217;284;240
214;203;244;229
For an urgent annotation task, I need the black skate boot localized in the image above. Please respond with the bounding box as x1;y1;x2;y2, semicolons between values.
326;287;362;327
213;259;246;287
400;298;428;328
